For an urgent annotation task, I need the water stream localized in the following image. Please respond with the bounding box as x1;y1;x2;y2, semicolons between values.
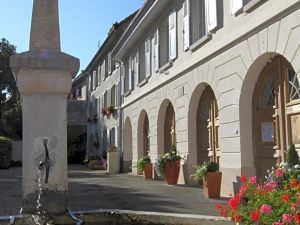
32;169;48;225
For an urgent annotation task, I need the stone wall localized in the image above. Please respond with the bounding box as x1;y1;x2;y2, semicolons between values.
0;141;12;169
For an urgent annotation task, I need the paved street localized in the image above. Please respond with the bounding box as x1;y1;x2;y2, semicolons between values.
0;165;225;216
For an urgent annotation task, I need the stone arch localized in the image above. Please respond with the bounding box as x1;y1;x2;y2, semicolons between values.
188;83;219;165
123;117;133;172
188;82;209;167
157;99;176;155
137;110;150;160
239;52;300;178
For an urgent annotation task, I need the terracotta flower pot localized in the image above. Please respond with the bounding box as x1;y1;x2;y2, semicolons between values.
203;171;222;199
144;163;153;179
164;160;180;185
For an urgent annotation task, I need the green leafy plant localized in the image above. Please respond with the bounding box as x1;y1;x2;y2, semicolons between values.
191;161;219;181
107;105;116;115
83;154;101;164
136;156;151;172
287;144;299;167
154;144;181;176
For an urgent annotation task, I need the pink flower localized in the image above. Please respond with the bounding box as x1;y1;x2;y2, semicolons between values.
282;213;292;223
264;180;277;192
275;168;284;177
260;204;272;215
272;222;284;225
291;203;297;211
249;176;257;184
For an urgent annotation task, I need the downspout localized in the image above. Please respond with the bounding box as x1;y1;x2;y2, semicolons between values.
115;60;124;172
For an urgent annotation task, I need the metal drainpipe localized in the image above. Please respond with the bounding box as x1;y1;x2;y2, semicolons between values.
117;61;124;172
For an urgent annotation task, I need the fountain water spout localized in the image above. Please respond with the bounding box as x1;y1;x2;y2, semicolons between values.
38;139;51;184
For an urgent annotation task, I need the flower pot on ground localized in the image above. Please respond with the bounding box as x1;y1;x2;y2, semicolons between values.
155;144;182;185
164;160;180;185
203;171;222;198
192;161;222;199
137;156;152;179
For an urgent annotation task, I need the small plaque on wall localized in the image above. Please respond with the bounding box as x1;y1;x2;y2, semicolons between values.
177;86;184;97
261;122;274;143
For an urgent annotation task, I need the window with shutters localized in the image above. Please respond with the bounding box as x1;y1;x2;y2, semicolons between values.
111;85;116;108
152;29;159;72
108;53;112;75
159;18;169;67
89;74;93;93
134;52;139;88
104;91;108;108
104;59;108;79
139;43;146;82
183;0;190;51
124;58;131;94
231;0;268;14
169;11;177;61
93;71;97;90
97;65;101;85
145;38;151;78
190;0;207;45
101;61;105;81
188;0;217;49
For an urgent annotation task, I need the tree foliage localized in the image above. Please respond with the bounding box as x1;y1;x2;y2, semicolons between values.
287;144;300;167
0;38;16;103
0;38;21;138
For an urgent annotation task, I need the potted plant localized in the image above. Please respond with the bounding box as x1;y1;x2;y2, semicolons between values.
107;105;116;117
101;107;107;117
192;161;222;199
216;162;300;225
137;155;152;179
155;144;181;185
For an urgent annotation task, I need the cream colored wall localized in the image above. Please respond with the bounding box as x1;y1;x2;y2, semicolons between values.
121;0;300;196
87;67;120;156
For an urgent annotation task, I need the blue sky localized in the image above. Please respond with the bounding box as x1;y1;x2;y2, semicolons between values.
1;0;144;72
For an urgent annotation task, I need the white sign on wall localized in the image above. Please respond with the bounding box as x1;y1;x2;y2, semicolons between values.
261;122;274;143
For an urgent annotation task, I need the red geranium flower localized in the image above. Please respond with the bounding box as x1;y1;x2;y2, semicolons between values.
228;196;241;211
294;213;300;223
241;175;247;182
215;203;222;209
234;214;241;222
290;179;298;188
250;211;260;222
281;194;289;203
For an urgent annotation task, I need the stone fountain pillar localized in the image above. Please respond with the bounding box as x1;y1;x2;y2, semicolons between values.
10;0;79;215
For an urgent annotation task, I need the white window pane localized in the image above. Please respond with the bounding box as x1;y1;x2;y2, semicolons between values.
231;0;243;15
169;10;177;60
206;0;217;31
183;0;190;51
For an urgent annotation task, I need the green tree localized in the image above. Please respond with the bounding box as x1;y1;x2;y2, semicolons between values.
0;38;17;118
287;144;300;167
1;99;22;139
0;38;22;138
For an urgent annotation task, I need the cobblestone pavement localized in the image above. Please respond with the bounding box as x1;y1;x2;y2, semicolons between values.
0;165;226;216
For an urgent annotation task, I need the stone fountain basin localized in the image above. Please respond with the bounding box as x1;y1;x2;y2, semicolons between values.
0;209;232;225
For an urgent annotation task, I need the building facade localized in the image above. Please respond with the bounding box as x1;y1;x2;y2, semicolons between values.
69;72;87;101
85;14;135;169
112;0;300;196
